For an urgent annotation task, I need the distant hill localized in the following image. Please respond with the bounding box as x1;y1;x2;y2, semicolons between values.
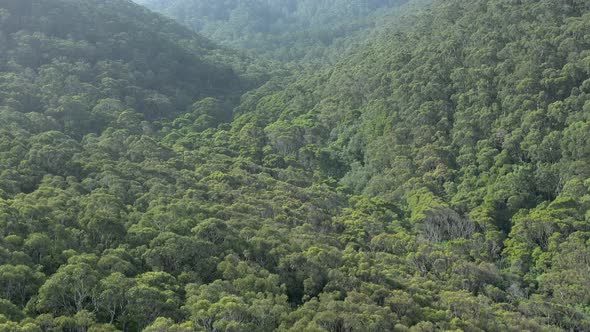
0;0;266;134
133;0;411;65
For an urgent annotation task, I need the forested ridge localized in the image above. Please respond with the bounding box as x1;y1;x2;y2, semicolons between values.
1;0;590;331
132;0;418;66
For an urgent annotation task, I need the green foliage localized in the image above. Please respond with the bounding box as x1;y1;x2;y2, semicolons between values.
134;0;413;66
0;0;589;331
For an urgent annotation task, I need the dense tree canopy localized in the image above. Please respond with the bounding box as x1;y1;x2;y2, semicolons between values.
0;0;589;331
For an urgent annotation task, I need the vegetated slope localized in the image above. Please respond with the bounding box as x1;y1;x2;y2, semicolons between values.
1;0;590;332
226;0;590;329
0;0;267;132
132;0;413;66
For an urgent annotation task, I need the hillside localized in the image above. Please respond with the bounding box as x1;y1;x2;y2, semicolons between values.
229;0;590;329
0;0;268;131
0;0;590;331
132;0;413;66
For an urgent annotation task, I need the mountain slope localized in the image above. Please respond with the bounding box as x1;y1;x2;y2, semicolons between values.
226;0;590;329
235;0;590;210
0;0;266;131
132;0;413;65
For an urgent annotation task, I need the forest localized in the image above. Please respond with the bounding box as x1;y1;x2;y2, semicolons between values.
0;0;589;331
132;0;417;66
